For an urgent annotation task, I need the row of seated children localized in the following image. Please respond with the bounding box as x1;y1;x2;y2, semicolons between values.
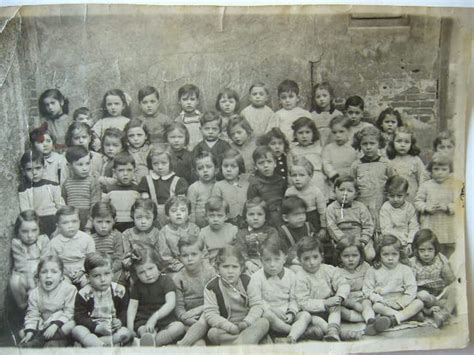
12;202;456;348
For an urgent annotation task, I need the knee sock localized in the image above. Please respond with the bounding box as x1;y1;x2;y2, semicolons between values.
178;322;208;346
155;329;175;346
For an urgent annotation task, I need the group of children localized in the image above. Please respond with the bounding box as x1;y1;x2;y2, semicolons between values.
10;79;461;348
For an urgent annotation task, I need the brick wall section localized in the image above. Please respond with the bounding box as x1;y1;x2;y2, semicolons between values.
388;85;437;124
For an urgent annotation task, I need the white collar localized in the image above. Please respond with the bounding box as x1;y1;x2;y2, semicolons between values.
150;171;175;180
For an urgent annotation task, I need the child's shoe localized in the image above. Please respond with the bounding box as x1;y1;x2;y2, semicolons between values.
374;315;394;333
323;323;341;342
413;311;426;322
140;333;155;347
364;318;377;336
340;329;363;341
433;308;450;328
304;325;324;340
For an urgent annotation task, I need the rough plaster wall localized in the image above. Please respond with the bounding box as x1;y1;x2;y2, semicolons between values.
22;6;441;141
0;11;28;326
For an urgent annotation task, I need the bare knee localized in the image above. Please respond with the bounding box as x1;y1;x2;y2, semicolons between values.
207;328;224;344
297;311;312;323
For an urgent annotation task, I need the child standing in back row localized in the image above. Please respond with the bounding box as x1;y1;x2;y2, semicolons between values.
215;88;240;142
137;86;173;147
93;89;131;138
240;82;276;137
175;84;202;149
38;89;72;152
310;82;342;146
275;80;312;141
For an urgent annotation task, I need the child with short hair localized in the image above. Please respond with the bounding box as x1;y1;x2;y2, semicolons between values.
409;229;456;328
138;148;188;226
10;211;51;310
326;176;375;262
380;176;419;256
90;202;123;279
62;146;101;229
121;198;160;272
19;255;76;348
49;206;95;288
240;82;276;137
248;146;286;227
192;111;231;171
310;82;343;146
236;197;279;274
199;196;238;265
73;106;101;152
188;151;218;227
157;196;200;273
414;153;460;258
65;121;103;178
204;245;269;345
387;127;429;202
322;115;358;186
344;96;373;140
38;89;71;152
212;149;249;225
376;107;403;144
433;130;455;157
124;118;151;182
258;127;290;183
295;237;360;341
127;247;186;346
165;122;194;184
29;123;68;185
334;237;378;334
137;86;173;146
215;88;240;141
175;84;202;149
18;150;64;237
100;127;125;180
286;156;327;235
275;79;312;140
363;234;424;331
174;234;216;346
93;89;131;138
227;115;258;177
290;117;326;197
72;252;133;347
351;126;395;232
102;152;141;232
248;235;311;343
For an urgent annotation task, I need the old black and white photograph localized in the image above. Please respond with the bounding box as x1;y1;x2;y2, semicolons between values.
0;3;471;354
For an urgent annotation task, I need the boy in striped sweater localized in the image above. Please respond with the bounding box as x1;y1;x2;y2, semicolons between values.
62;146;101;230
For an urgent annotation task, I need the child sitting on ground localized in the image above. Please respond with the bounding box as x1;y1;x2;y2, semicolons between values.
295;237;362;342
72;252;133;347
204;245;270;345
248;235;311;343
127;247;186;347
174;235;216;346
